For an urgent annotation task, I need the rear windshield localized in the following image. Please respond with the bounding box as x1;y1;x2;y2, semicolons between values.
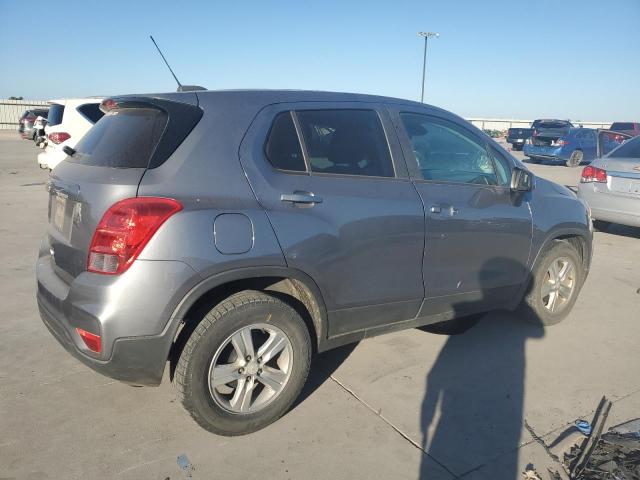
610;122;634;131
69;108;167;168
538;121;571;129
77;103;104;123
608;136;640;159
47;104;65;127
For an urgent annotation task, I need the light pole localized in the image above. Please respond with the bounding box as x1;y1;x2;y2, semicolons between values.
418;31;439;103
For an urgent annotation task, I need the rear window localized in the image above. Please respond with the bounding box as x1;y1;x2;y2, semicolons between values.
608;136;640;159
77;103;104;123
538;121;571;129
69;108;167;168
47;104;65;127
33;109;48;118
610;122;634;131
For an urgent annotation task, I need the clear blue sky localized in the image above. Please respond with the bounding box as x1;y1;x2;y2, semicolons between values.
1;0;638;121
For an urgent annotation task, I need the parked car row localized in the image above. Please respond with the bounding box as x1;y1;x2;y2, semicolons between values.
505;119;639;167
18;97;104;169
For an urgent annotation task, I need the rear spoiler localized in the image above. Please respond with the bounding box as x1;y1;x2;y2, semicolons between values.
596;129;633;158
100;96;203;169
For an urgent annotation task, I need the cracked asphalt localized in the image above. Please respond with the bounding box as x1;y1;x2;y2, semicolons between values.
1;131;639;479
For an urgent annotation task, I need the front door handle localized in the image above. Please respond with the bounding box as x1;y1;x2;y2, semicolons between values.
280;191;323;205
430;205;441;213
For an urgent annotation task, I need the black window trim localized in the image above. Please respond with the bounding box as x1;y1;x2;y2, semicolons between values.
398;111;513;190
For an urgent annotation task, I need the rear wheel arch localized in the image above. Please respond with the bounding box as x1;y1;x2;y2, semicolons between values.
167;268;328;378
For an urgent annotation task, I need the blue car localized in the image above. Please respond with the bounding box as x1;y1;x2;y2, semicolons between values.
524;127;597;167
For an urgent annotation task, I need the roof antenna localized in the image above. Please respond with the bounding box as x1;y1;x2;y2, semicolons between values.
149;35;206;92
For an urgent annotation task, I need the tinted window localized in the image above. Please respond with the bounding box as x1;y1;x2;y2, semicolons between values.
47;104;65;127
611;122;634;131
33;109;48;118
69;108;167;168
401;113;497;185
296;109;394;177
77;103;104;123
265;112;305;171
538;121;571;129
609;136;640;159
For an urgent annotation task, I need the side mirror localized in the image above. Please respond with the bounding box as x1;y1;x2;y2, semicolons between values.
511;167;534;192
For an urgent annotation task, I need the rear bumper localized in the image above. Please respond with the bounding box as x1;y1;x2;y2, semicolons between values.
38;295;170;386
36;249;200;386
523;145;568;160
37;147;65;169
578;183;640;227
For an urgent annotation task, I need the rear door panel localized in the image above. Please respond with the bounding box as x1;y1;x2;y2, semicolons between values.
239;102;425;336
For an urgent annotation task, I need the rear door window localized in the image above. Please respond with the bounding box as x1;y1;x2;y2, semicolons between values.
400;113;498;185
47;104;64;126
77;103;104;123
295;109;394;177
264;112;306;172
69;108;167;168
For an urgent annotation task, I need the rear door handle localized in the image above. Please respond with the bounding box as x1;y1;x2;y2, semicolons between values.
430;205;441;213
280;191;323;205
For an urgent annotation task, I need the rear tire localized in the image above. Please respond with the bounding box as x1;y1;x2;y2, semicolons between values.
174;290;312;436
517;241;584;326
592;220;611;232
527;156;540;164
566;150;583;167
513;144;523;151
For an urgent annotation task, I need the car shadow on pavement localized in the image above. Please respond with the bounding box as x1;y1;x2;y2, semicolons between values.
418;258;546;479
292;343;358;410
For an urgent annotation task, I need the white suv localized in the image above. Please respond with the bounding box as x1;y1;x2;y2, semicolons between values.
38;97;104;170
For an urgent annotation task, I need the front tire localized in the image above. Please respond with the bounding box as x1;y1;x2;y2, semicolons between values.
174;291;312;436
518;241;584;326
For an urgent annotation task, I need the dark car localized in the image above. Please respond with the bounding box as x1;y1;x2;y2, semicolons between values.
507;127;533;150
18;108;49;140
609;122;640;137
37;90;592;436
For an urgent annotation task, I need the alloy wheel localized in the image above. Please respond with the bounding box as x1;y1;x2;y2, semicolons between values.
208;323;294;414
541;257;576;313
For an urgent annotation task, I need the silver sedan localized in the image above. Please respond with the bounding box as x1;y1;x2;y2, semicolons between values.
578;135;640;230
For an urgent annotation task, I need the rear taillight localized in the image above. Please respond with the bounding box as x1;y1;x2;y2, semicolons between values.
532;129;538;137
76;328;101;353
581;166;607;183
87;197;182;275
48;132;71;144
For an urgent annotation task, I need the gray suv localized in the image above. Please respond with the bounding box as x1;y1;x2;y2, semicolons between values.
37;90;592;436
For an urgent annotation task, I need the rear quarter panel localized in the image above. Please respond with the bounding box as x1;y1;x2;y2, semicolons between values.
136;93;287;277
